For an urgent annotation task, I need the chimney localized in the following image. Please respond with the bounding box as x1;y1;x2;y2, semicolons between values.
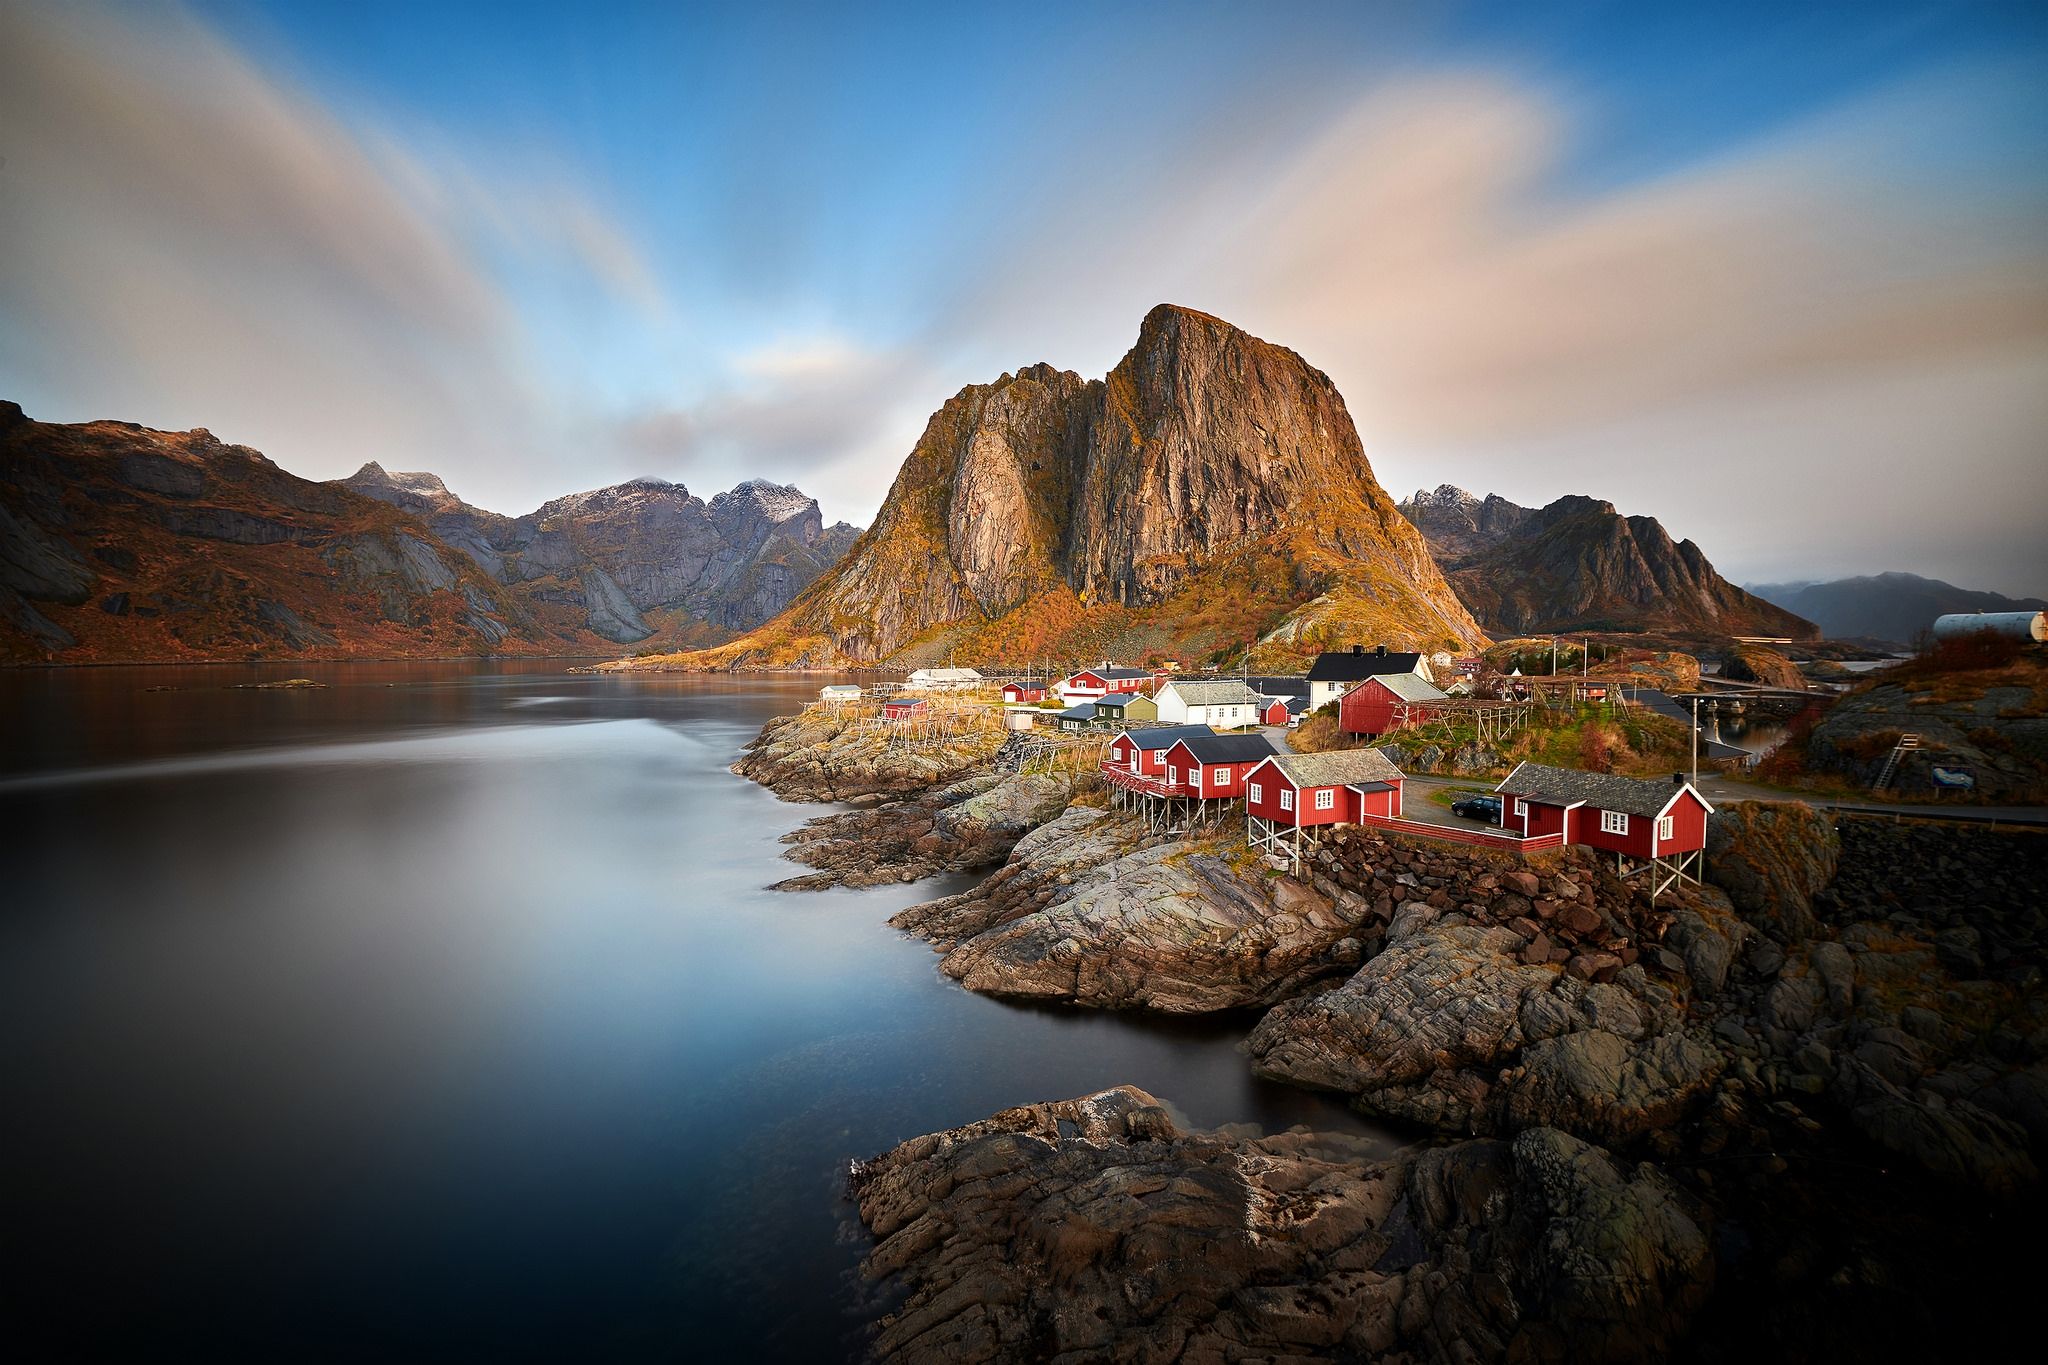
1375;644;1387;658
1350;643;1364;656
1672;772;1685;785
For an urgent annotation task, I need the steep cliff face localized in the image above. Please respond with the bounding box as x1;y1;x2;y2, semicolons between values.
662;306;1485;667
0;402;584;662
1402;486;1816;640
341;467;858;641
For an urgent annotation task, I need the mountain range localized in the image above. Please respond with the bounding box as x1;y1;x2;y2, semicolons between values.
1747;572;2048;647
643;305;1486;670
1398;485;1816;641
340;463;859;643
0;400;856;663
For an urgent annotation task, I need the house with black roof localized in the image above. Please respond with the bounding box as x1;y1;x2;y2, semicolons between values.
1304;644;1433;709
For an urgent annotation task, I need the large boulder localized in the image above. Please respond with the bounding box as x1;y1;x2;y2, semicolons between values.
1247;911;1721;1143
851;1086;1713;1364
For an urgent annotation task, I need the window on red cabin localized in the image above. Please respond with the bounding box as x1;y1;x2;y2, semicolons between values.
1211;767;1227;784
1657;815;1674;841
1600;810;1629;835
1513;798;1526;817
1315;789;1334;810
1280;789;1293;811
1248;782;1263;803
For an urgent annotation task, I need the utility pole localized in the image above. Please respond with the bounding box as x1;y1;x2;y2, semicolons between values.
1690;696;1699;788
1551;638;1558;676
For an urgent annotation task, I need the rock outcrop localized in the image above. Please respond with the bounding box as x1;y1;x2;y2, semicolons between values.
770;772;1074;889
1720;643;1807;689
732;705;1007;802
625;305;1486;669
1399;486;1816;641
851;1085;1713;1364
1801;653;2048;797
896;811;1383;1012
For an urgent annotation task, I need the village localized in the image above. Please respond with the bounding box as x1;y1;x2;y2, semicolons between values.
812;641;1720;901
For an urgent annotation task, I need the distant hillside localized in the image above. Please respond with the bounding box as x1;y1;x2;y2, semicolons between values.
0;400;857;663
341;465;859;642
620;305;1486;671
0;402;567;661
1398;486;1815;641
1747;571;2047;646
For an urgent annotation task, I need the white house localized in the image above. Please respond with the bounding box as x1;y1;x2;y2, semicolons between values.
905;667;984;691
1303;644;1434;710
1154;680;1266;728
818;684;862;705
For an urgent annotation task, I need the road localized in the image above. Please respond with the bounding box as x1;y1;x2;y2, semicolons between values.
1396;771;2047;829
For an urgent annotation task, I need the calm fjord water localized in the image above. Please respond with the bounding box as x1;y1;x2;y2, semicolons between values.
0;662;1385;1360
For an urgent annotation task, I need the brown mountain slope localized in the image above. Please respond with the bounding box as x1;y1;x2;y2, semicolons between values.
0;402;657;663
625;306;1485;670
1399;487;1816;641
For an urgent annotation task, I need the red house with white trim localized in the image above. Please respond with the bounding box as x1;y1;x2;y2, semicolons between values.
1161;733;1282;800
1494;762;1712;897
1056;664;1156;704
881;696;927;721
1104;725;1212;779
1339;674;1450;738
1243;748;1407;869
1001;681;1047;704
1245;749;1407;826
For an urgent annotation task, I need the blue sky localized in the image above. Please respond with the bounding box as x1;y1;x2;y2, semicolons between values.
3;1;2046;593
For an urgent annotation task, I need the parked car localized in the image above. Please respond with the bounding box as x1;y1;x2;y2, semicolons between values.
1449;794;1502;823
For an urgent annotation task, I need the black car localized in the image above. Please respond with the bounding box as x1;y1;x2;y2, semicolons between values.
1450;794;1502;823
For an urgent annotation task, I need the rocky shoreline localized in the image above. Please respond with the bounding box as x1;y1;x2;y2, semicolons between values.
730;707;2046;1360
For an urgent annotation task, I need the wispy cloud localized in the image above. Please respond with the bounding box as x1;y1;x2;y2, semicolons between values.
0;0;666;508
2;1;2042;592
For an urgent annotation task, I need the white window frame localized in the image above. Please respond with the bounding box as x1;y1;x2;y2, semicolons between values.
1600;809;1629;836
1657;814;1675;841
1280;789;1294;811
1513;797;1527;817
1211;766;1228;785
1190;765;1203;787
1248;782;1263;803
1314;789;1335;811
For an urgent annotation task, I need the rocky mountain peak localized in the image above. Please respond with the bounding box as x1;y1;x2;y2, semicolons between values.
1406;484;1483;512
710;479;818;526
679;306;1485;666
1404;488;1816;640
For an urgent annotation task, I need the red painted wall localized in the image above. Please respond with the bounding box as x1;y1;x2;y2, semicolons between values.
1164;742;1264;798
1338;678;1439;737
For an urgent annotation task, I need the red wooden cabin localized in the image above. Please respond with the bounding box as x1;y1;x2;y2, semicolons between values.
1493;762;1713;897
1103;725;1212;778
1161;733;1282;800
1057;665;1155;703
881;697;927;721
1001;681;1047;704
1244;749;1407;827
1338;674;1450;738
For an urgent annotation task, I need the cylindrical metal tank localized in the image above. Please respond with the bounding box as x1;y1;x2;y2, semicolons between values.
1931;611;2048;643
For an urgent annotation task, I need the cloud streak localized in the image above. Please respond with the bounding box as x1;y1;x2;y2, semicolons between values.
1;3;2042;594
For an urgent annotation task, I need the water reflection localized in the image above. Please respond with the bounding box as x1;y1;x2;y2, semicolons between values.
0;664;1388;1359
